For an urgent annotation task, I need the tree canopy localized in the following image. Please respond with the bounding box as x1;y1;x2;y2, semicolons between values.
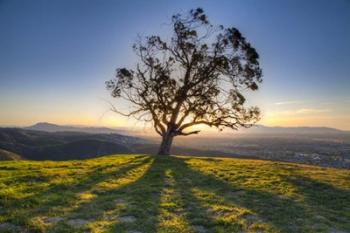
106;8;262;155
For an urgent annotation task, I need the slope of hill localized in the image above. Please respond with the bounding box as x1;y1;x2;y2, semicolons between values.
0;154;349;233
0;128;146;160
0;149;22;160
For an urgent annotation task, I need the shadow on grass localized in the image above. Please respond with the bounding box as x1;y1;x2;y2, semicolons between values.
282;175;350;229
169;157;310;233
107;156;313;232
50;156;350;232
5;155;350;233
2;156;150;226
108;156;168;232
173;156;350;232
48;156;167;233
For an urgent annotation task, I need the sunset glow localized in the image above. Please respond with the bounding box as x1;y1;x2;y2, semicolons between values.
1;0;349;130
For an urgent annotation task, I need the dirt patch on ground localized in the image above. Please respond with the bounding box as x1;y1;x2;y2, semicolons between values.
67;219;90;228
0;223;22;231
42;216;64;225
118;215;137;223
192;225;206;233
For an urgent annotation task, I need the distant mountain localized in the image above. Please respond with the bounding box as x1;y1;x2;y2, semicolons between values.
26;122;348;136
26;122;127;134
236;125;347;135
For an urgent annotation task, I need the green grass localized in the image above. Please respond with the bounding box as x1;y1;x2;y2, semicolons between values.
0;154;349;233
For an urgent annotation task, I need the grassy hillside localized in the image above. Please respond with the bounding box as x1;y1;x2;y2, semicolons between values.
0;155;349;233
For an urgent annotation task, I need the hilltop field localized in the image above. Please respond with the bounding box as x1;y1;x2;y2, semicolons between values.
0;155;349;233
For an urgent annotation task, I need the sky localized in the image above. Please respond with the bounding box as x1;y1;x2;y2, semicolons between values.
0;0;350;131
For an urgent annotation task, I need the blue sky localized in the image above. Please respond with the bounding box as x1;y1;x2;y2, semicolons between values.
0;0;349;130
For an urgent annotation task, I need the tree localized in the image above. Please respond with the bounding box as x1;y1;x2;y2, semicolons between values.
106;8;262;155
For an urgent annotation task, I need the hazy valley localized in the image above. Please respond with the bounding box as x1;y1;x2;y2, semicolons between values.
1;122;349;169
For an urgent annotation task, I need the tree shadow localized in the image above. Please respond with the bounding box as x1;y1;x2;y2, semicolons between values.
5;155;349;233
48;156;168;233
107;156;168;232
172;156;350;232
167;156;313;232
111;156;314;232
3;155;150;226
282;174;350;230
106;156;348;232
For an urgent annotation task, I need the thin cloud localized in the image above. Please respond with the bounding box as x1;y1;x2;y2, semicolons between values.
274;101;302;105
295;108;331;114
269;108;331;116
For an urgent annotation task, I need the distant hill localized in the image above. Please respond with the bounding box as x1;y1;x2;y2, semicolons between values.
25;122;349;136
26;122;127;135
1;123;349;166
0;149;22;160
0;128;146;160
0;127;232;161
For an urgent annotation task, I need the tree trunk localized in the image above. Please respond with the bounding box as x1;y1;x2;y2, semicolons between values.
157;133;174;155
